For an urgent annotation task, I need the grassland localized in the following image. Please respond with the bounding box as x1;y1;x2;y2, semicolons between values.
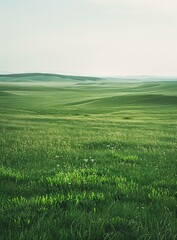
0;74;177;240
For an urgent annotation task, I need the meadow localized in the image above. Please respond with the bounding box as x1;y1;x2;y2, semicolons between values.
0;74;177;240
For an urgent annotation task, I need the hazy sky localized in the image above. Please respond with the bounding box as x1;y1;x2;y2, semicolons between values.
0;0;177;76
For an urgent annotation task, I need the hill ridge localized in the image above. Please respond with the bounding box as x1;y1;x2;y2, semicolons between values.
0;73;101;81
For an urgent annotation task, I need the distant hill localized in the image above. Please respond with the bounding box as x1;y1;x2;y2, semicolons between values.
0;73;177;83
0;73;102;82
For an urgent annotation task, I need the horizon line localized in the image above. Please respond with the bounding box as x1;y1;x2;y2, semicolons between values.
0;72;177;79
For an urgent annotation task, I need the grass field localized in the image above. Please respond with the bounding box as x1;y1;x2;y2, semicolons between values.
0;74;177;240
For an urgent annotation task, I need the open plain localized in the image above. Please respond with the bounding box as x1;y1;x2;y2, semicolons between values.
0;74;177;240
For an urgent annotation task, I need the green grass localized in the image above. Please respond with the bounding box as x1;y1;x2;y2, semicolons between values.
0;75;177;240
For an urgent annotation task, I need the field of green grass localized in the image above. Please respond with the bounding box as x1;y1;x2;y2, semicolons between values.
0;74;177;240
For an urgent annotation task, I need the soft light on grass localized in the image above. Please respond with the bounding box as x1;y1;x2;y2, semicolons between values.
0;79;177;239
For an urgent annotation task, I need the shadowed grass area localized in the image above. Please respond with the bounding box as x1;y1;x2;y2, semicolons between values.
0;75;177;240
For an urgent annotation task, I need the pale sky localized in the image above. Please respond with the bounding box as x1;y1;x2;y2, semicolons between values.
0;0;177;76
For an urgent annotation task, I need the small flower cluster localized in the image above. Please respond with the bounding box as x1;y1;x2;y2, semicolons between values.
84;157;96;164
106;144;117;151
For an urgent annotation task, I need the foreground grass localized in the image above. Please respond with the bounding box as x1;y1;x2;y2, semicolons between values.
0;79;177;239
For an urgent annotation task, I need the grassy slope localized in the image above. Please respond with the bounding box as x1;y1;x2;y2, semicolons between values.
0;73;101;82
0;75;177;240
